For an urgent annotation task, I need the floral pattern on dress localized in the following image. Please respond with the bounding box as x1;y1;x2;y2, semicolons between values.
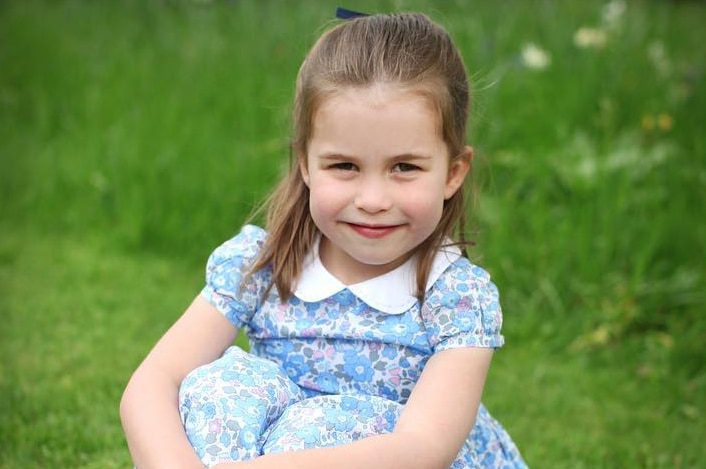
180;347;525;468
189;225;527;468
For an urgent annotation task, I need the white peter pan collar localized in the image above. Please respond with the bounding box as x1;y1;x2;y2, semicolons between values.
293;237;462;314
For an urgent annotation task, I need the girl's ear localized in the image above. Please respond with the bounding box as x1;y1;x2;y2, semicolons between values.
298;154;310;187
443;146;472;200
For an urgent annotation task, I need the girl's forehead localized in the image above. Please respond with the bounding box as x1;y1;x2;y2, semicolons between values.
314;84;442;130
310;84;444;143
307;84;449;159
322;83;433;108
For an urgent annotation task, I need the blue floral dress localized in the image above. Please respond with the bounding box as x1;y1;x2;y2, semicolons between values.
179;225;527;468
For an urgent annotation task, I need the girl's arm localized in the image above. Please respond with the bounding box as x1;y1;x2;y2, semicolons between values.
218;346;493;469
121;295;238;469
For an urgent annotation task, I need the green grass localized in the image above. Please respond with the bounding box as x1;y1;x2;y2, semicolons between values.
0;230;201;468
1;0;704;467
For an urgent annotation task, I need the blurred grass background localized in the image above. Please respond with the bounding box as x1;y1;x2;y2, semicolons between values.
0;0;704;467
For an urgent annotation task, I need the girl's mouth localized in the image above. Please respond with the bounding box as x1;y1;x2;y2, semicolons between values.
348;223;399;239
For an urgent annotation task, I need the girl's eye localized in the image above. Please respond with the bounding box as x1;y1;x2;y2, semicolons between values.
392;162;420;172
331;162;357;171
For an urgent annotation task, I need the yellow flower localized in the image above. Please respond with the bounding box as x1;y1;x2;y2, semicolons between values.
657;113;673;132
641;114;674;133
641;115;655;132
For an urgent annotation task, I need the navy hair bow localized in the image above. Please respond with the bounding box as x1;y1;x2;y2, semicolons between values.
335;7;369;20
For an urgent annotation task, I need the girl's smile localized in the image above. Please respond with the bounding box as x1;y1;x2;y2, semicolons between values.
301;85;469;285
347;223;402;239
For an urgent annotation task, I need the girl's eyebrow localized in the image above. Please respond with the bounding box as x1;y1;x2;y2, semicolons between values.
389;153;433;162
316;152;433;161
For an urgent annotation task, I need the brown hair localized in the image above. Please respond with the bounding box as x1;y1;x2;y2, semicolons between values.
249;12;472;301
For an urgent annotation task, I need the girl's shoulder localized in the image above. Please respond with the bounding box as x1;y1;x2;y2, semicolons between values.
422;257;505;350
204;224;271;286
445;256;494;284
425;244;496;295
208;224;267;263
429;256;498;300
201;225;271;327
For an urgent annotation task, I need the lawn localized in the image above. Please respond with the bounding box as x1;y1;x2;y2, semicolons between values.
1;0;704;467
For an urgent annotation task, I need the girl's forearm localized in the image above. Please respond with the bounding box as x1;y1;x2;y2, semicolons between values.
221;431;449;469
120;366;204;469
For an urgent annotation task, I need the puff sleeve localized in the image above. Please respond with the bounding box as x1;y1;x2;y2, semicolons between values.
200;224;271;329
422;259;505;352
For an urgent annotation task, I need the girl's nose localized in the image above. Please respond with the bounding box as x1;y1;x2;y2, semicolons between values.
353;177;393;213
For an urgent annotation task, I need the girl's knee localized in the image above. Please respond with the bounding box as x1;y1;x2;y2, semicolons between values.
179;347;306;464
180;347;302;409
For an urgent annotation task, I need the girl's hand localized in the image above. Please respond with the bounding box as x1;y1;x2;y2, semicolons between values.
120;296;239;468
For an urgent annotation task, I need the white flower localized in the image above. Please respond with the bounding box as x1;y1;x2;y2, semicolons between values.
602;0;626;28
574;27;608;49
521;42;551;70
647;40;672;77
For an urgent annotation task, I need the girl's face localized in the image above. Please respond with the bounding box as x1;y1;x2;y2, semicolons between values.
300;85;470;285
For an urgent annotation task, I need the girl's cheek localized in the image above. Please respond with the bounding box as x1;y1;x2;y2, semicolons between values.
313;177;351;199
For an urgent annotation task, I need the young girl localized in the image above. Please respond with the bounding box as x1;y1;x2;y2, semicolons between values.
121;11;527;469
